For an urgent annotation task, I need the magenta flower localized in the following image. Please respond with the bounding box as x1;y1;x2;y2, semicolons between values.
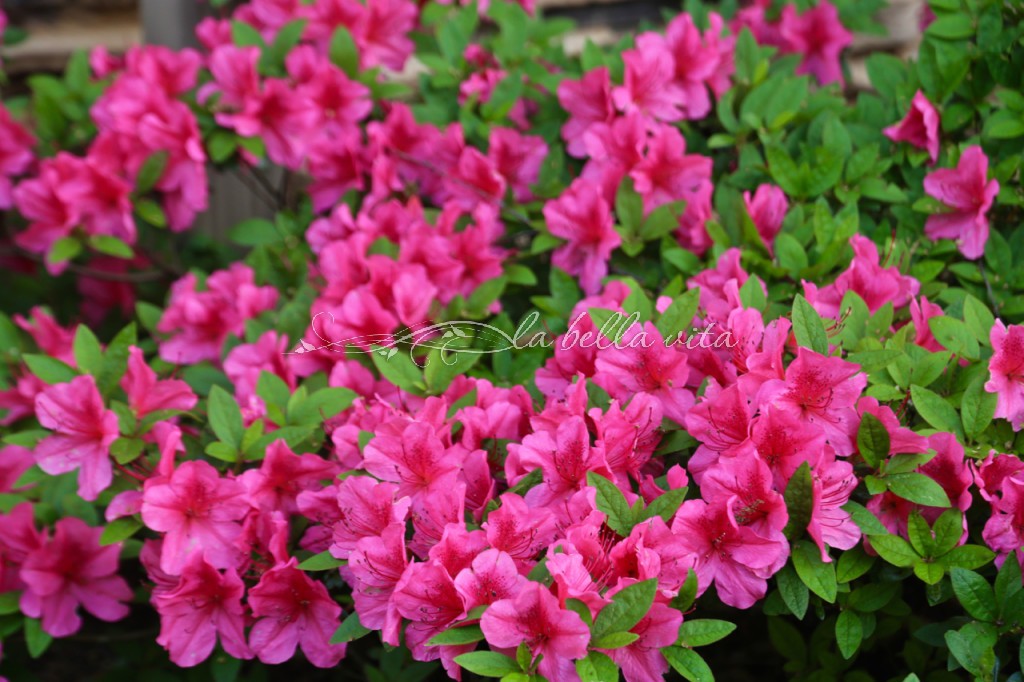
0;104;35;209
511;416;612;507
612;39;686;124
544;178;621;295
348;523;408;646
19;518;132;637
223;331;296;405
0;502;42;593
454;549;527;612
558;67;615;158
923;146;999;260
121;346;197;418
743;184;788;255
805;449;861;561
631;124;713;215
884;90;941;164
141;460;249;575
700;450;789;539
779;1;852;86
393;561;473;674
661;12;734;120
604;601;683;682
329;476;410;560
982;474;1024;566
672;499;789;609
363;421;460;498
482;493;557;572
153;551;251;667
488;127;548;202
480;581;590;681
248;559;346;668
986;320;1024;430
238;440;338;514
34;375;120;502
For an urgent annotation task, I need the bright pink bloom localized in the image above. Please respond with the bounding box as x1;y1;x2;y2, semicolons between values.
15;307;76;365
803;235;920;318
558;67;615;158
700;450;788;538
0;445;34;494
348;523;408;646
923;146;999;260
672;499;788;609
248;559;346;667
141;460;250;575
0;105;35;209
884;90;941;164
545;178;620;295
594;322;695;425
744;184;788;255
631;124;713;215
982;474;1024;565
239;440;338;514
328;476;411;559
0;503;43;593
224;331;296;404
121;346;197;417
779;2;852;86
805;449;860;561
447;146;507;210
480;581;590;681
363;421;460;498
157;264;278;364
762;348;866;456
34;375;120;502
510;416;612;507
350;0;418;72
454;549;527;612
909;296;945;352
985;320;1024;430
613;39;686;123
488;128;547;202
482;493;557;571
660;12;734;120
153;551;251;666
19;518;132;637
393;561;473;673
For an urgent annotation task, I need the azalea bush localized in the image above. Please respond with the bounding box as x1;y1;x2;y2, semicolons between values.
1;0;1024;679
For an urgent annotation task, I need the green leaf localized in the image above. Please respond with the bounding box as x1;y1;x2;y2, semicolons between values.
792;295;828;354
427;625;485;646
640;201;686;241
231;20;265;47
297;550;345;571
928;316;979;360
941;544;995;570
592;631;640;649
330;612;371;644
23;354;77;384
88;235;134;259
100;517;142;546
207;385;244;449
962;295;995;345
0;592;20;615
663;646;714;682
836;548;875;584
776;564;809;619
950;568;997;622
135;151;168;194
856;413;890;468
961;376;997;439
136;198;167;228
289;387;357;425
73;325;104;377
870;534;918;567
586;472;634;537
835;610;863;659
678;619;737;648
782;462;814;541
926;14;975;39
910;385;964;440
843;501;889;535
656;289;700;343
229;218;281;247
931;509;964;557
97;323;136;397
994;549;1022;604
591;579;658;640
615;176;644;230
48;236;82;267
576;651;619;682
792;540;837;602
885;472;951;507
24;618;52;658
906;511;935;557
371;346;424;394
454;652;521;678
641;487;689;524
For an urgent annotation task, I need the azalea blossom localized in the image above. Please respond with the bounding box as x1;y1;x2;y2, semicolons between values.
923;146;999;260
884;90;941;164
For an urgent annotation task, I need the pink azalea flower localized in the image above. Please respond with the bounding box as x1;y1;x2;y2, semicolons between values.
558;67;615;158
0;104;35;209
700;450;789;539
0;503;43;593
480;581;590;681
15;307;76;366
19;517;132;637
660;12;735;120
749;404;826;489
761;348;866;456
34;375;120;502
923;146;999;260
581;111;648;203
482;493;557;572
224;331;296;404
982;474;1024;566
779;1;852;86
593;321;695;425
909;296;945;352
328;476;411;559
363;421;461;498
545;178;621;295
802;235;920;318
488;127;547;202
348;523;408;646
805;448;860;561
350;0;418;72
454;549;527;612
630;124;713;215
985;320;1024;430
744;184;788;255
153;551;252;667
393;560;474;674
613;38;686;124
248;558;346;667
884;90;941;164
672;499;788;609
239;440;338;514
685;383;754;482
510;416;613;507
121;346;197;417
141;460;250;575
0;445;34;494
